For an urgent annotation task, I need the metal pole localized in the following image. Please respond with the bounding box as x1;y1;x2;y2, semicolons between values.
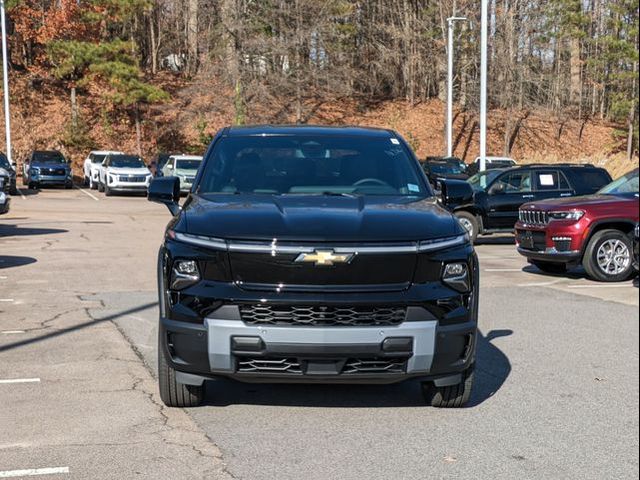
479;0;488;173
0;0;12;165
446;19;454;158
446;16;468;159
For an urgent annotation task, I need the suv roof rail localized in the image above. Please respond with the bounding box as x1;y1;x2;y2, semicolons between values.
524;163;596;168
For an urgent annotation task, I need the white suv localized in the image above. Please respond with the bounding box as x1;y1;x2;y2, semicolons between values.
161;155;203;193
84;150;123;189
97;154;152;196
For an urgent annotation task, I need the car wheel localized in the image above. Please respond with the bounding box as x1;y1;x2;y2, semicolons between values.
65;181;73;190
422;366;474;408
83;176;89;187
158;335;204;408
531;260;568;275
90;176;97;190
583;229;634;282
98;181;104;192
104;182;113;196
455;211;478;243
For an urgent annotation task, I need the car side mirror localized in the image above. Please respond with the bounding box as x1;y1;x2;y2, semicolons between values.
148;177;181;215
441;179;474;209
489;183;506;195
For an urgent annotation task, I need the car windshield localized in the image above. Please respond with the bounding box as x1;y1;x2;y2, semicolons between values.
427;163;465;175
34;152;65;164
597;170;639;195
468;170;502;191
92;154;107;164
0;154;10;170
197;135;430;196
109;156;146;168
175;159;202;170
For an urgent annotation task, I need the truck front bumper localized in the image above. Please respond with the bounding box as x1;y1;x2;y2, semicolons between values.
160;314;476;386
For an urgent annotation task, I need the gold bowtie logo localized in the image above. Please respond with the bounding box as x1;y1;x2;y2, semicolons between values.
294;250;354;266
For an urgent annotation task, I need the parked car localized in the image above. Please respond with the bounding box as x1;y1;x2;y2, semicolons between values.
0;169;11;214
0;153;17;195
22;150;73;189
466;156;517;176
161;154;203;193
515;168;639;282
97;154;152;196
83;150;124;189
633;223;639;273
422;158;468;192
448;164;612;242
148;125;478;408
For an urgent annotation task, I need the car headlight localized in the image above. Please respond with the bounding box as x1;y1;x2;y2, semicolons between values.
29;167;40;175
170;260;201;290
442;262;471;292
549;210;585;221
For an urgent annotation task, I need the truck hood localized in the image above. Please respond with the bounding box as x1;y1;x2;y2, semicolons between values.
523;194;639;211
179;194;461;242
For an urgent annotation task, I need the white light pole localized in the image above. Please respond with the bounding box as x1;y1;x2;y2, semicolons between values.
446;16;467;158
0;0;11;166
479;0;489;172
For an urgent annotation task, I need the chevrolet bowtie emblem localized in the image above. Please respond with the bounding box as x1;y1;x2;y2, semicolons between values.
294;250;354;266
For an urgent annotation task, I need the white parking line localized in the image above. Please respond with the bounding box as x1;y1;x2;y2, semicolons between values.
0;330;26;335
518;280;564;287
567;284;633;289
484;268;522;272
73;185;99;201
0;299;14;302
0;467;69;478
16;189;27;200
0;276;7;280
0;378;41;384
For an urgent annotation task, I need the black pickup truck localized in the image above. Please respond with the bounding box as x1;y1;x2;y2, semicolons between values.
443;164;612;242
149;125;479;408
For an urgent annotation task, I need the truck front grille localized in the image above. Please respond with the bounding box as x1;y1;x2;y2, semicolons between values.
519;209;549;226
236;356;407;375
240;305;407;327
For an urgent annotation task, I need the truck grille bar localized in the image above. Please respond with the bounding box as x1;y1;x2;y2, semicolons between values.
519;209;549;226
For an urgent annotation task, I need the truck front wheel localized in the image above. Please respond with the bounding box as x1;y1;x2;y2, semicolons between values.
422;366;474;408
583;229;634;282
455;211;479;243
158;337;204;408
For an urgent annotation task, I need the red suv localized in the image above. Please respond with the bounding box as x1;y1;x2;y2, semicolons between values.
515;169;639;282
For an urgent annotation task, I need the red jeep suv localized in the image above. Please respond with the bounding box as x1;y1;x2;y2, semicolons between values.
515;169;639;282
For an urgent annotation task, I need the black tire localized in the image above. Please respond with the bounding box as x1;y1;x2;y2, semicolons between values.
455;211;479;243
65;182;73;190
422;366;474;408
583;229;634;282
90;176;98;190
28;182;38;190
98;181;104;193
104;182;112;196
158;336;204;408
531;260;568;275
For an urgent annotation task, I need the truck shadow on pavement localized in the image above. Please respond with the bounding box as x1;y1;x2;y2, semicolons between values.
0;255;38;269
202;329;512;409
0;223;68;238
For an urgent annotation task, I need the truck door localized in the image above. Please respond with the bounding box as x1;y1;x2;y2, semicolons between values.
485;170;534;229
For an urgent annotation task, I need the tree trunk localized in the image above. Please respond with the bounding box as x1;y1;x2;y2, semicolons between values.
149;12;158;75
569;37;581;105
70;86;78;128
135;104;142;156
187;0;199;74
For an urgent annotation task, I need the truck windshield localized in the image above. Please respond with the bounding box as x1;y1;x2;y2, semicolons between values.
427;163;466;175
198;135;430;196
175;160;202;170
598;170;639;195
110;156;146;168
34;152;65;164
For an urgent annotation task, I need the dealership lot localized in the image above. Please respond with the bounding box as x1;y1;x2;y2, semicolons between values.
1;188;638;479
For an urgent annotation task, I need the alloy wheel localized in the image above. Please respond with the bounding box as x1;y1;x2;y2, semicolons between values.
596;239;630;276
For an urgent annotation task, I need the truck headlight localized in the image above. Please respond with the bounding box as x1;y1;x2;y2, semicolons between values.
549;210;585;221
171;260;200;290
442;262;470;292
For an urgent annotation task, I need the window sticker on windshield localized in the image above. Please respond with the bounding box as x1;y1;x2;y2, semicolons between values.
539;174;556;186
408;183;420;192
390;138;400;145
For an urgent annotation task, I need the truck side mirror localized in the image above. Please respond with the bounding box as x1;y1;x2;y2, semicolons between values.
488;183;506;195
148;177;181;215
441;179;474;209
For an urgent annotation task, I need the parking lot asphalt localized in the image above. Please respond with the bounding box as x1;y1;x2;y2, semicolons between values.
1;187;638;480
